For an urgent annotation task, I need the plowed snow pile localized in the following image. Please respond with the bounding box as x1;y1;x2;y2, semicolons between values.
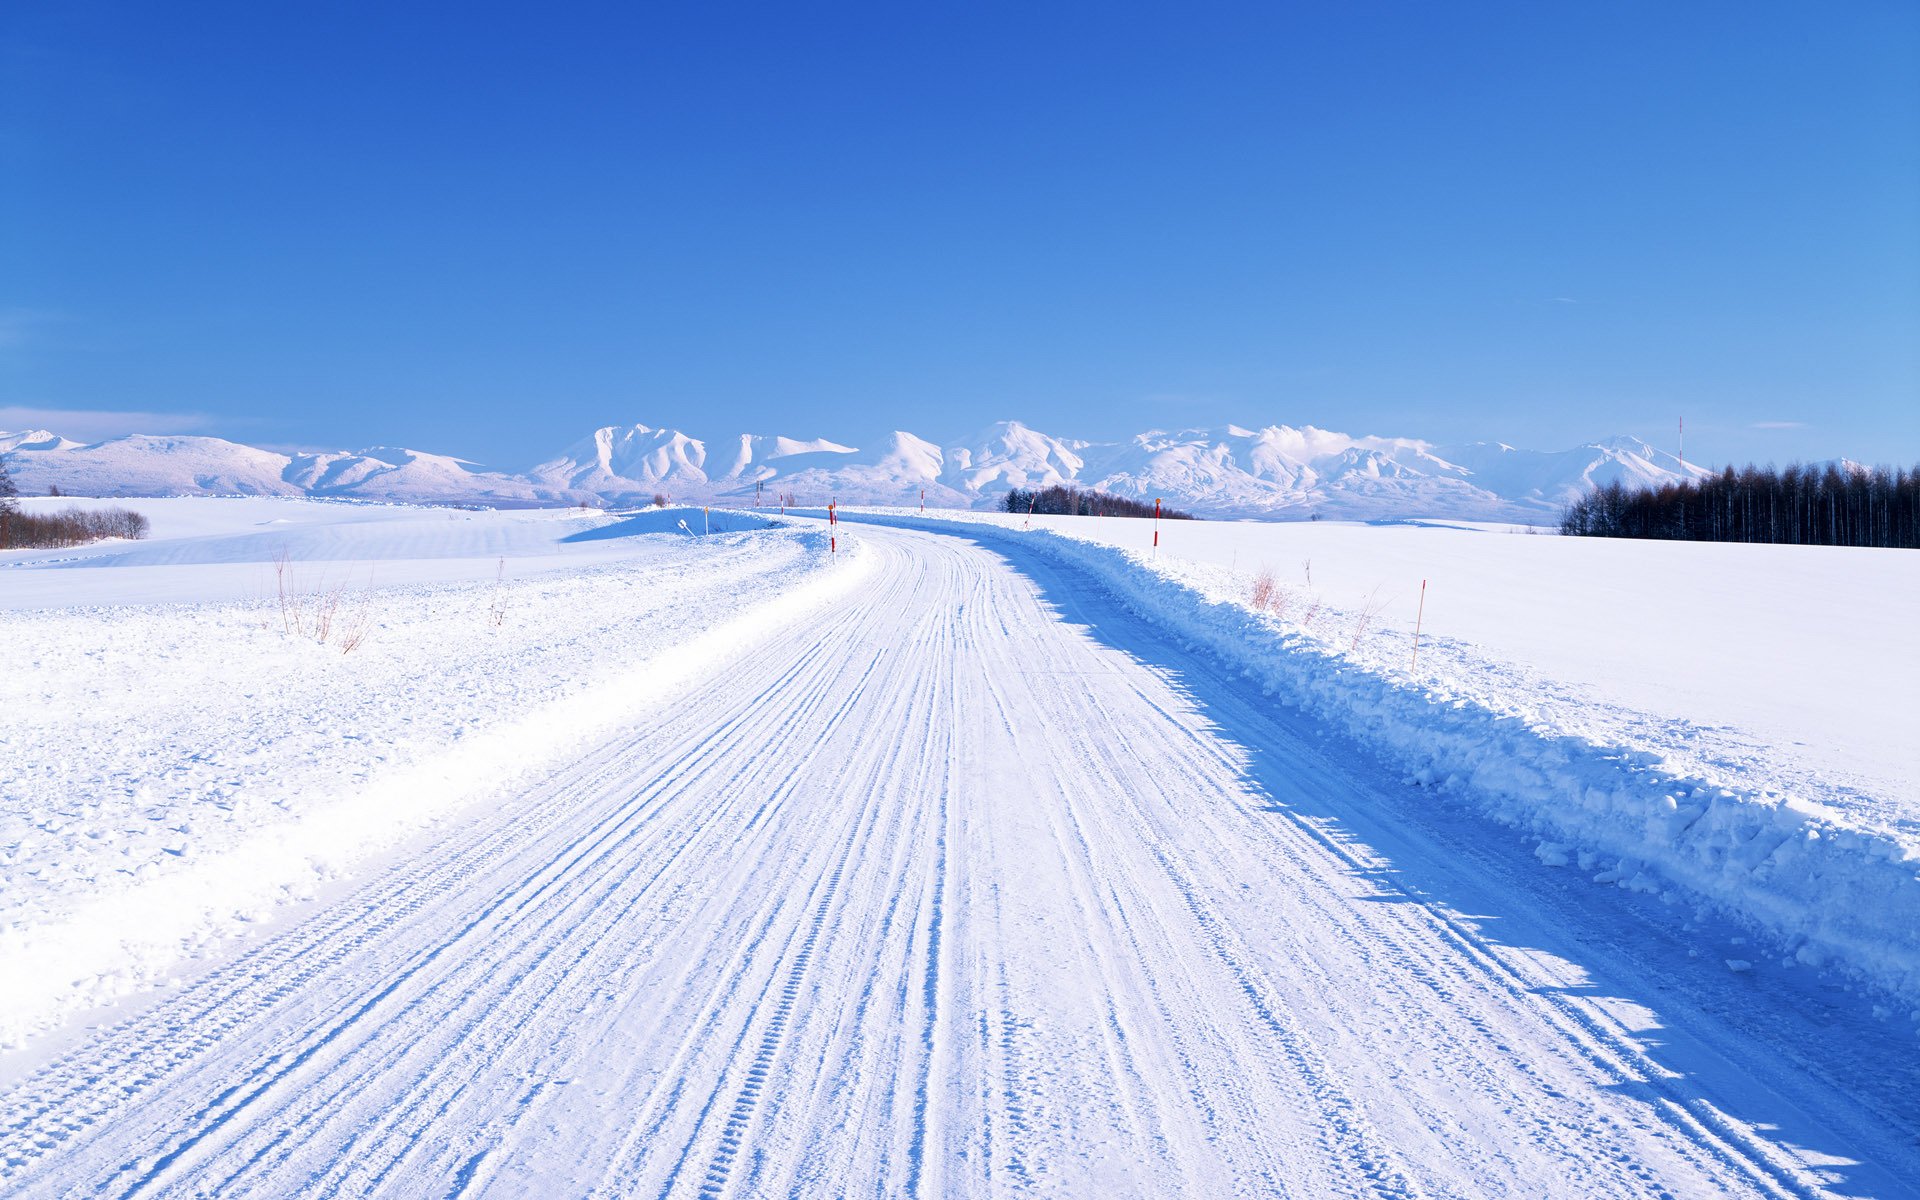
0;498;858;1044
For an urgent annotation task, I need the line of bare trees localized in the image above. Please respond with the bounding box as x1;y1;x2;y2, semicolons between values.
1002;485;1197;520
1560;462;1920;548
0;461;152;548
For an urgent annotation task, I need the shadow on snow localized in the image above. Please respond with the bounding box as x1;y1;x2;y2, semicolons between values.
965;526;1920;1200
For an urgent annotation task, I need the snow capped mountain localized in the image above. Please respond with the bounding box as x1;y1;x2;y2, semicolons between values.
527;424;711;499
722;431;971;508
942;422;1090;494
0;429;83;455
718;434;859;484
1;419;1707;519
1435;436;1711;511
0;433;572;505
283;447;551;504
2;435;302;498
1051;426;1485;519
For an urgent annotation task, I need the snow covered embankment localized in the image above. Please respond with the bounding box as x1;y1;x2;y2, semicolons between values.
856;512;1920;1007
0;520;868;1047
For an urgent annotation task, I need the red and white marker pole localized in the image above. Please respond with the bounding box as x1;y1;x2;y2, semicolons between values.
1153;498;1161;553
829;500;837;556
920;488;925;513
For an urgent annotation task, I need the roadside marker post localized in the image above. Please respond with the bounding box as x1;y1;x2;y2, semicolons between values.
703;507;710;535
1411;579;1427;672
1153;498;1161;554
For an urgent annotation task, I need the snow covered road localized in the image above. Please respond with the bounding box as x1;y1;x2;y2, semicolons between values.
4;523;1914;1197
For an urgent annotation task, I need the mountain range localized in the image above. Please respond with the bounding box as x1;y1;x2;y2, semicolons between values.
0;421;1705;521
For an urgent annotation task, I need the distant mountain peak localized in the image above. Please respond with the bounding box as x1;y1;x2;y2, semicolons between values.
2;418;1715;519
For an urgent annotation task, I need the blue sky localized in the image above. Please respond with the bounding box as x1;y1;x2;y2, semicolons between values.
3;1;1915;470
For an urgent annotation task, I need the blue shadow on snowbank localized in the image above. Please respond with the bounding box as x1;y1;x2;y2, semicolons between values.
841;512;1920;1199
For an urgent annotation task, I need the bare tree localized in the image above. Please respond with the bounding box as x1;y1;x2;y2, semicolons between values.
0;459;17;547
1562;461;1919;549
1001;485;1196;520
1;503;150;549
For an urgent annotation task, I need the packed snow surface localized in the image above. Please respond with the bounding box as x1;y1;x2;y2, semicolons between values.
851;509;1920;827
833;508;1920;1003
2;501;1915;1197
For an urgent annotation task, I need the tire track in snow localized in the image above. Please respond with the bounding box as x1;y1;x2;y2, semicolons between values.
599;537;955;1197
5;620;863;1196
1008;533;1840;1198
3;524;1909;1199
0;629;843;1165
1033;546;1833;1199
308;633;890;1196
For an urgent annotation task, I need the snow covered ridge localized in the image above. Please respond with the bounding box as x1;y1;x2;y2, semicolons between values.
0;419;1705;520
840;509;1920;1008
0;501;870;1046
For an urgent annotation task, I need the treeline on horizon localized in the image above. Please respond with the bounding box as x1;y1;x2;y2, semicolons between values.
1560;462;1920;548
0;505;152;549
0;461;152;548
1002;485;1197;521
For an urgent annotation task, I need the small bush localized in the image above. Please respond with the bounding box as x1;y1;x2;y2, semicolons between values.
273;548;376;654
1348;588;1388;653
0;505;151;549
1249;569;1277;612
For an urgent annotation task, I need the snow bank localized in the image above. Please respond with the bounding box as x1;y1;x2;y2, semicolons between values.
0;502;865;1045
843;511;1920;1006
831;509;1920;827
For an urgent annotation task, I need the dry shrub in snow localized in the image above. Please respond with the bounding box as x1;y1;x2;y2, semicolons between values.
1249;570;1277;612
1349;588;1389;654
273;549;376;655
1248;569;1295;620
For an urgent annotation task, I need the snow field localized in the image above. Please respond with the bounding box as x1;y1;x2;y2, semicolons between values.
835;508;1920;1011
12;522;1905;1197
0;501;866;1046
0;495;783;608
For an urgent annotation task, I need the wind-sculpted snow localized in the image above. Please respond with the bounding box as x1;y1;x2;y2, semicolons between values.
840;509;1920;1009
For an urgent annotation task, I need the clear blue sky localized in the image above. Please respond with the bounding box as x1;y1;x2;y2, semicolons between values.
3;1;1916;470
